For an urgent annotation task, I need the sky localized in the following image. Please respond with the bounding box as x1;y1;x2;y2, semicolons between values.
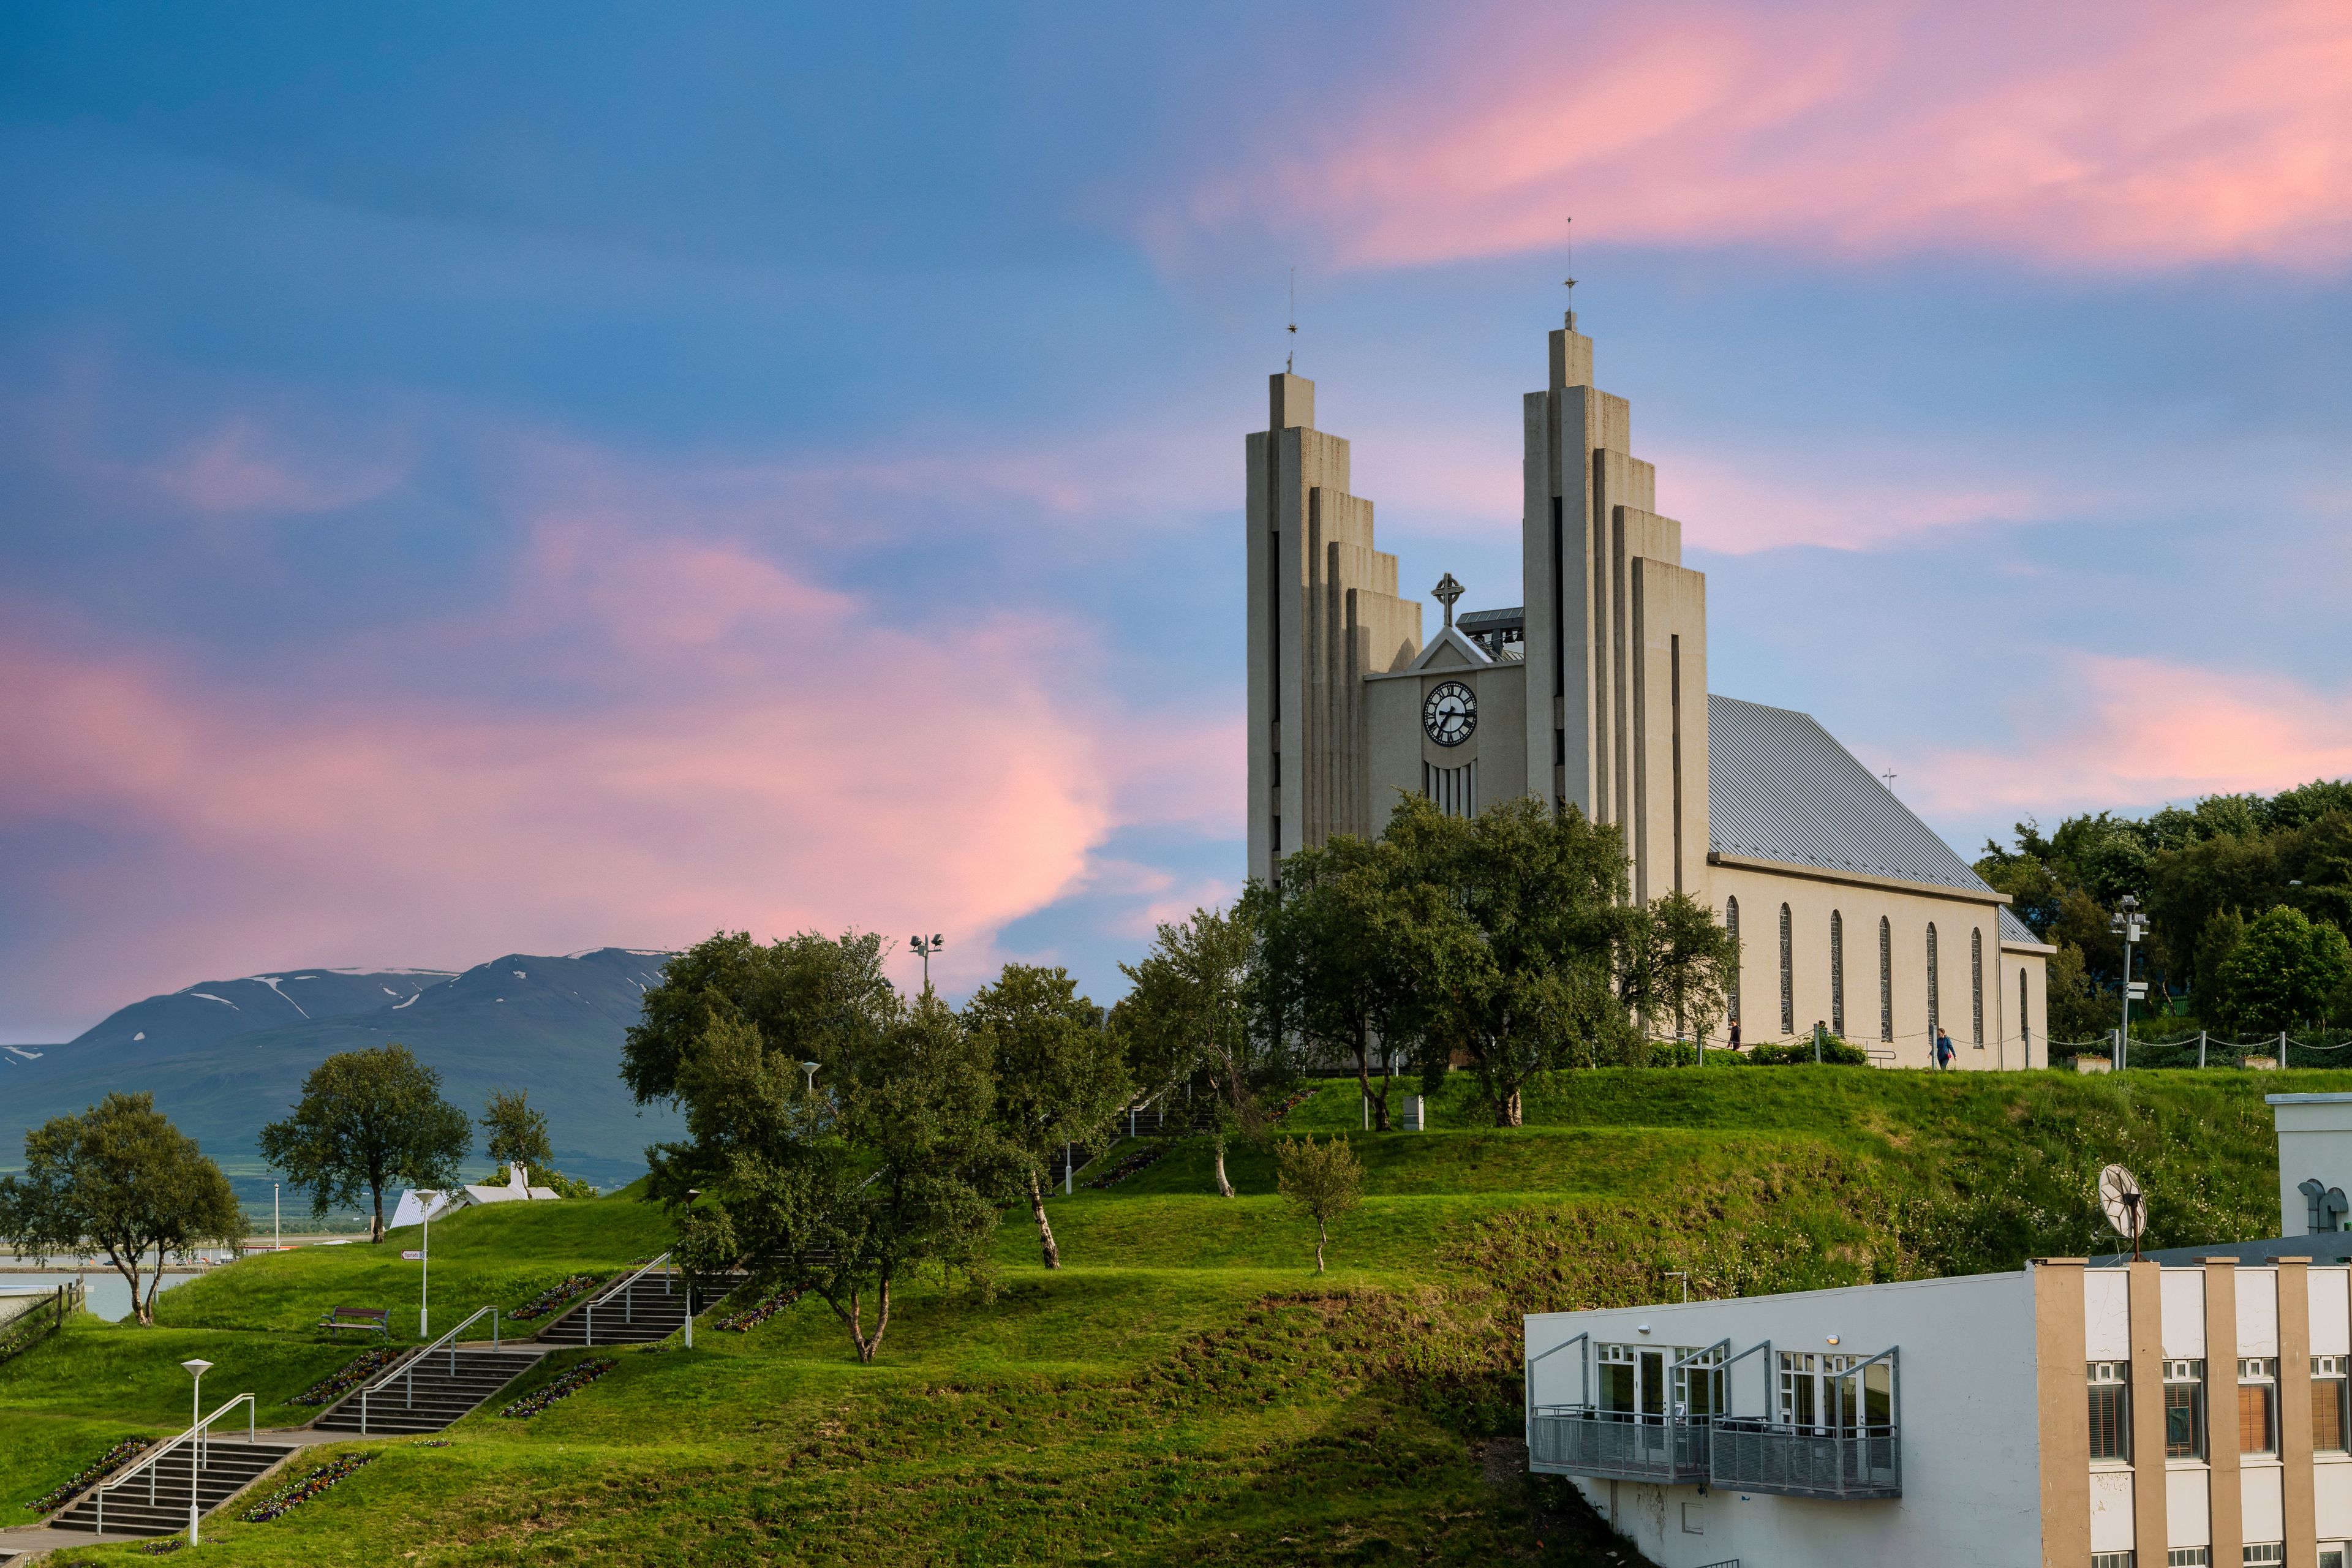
2;0;2349;1040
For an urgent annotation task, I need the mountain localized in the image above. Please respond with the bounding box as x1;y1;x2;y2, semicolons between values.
2;949;684;1189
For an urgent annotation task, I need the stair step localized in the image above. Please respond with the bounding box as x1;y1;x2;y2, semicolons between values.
47;1443;295;1537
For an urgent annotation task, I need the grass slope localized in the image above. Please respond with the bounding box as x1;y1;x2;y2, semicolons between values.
2;1066;2328;1565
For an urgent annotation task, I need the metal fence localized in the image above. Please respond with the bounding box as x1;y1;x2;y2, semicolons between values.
1709;1419;1900;1499
1529;1406;1713;1484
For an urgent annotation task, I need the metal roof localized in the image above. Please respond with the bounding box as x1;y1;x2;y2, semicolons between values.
1706;695;1993;894
1457;606;1525;636
1999;907;2041;945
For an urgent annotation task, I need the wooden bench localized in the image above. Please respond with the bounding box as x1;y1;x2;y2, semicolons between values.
317;1305;390;1336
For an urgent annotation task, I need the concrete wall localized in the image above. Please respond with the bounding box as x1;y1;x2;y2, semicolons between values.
1526;1273;2042;1568
1362;654;1528;830
2273;1098;2352;1238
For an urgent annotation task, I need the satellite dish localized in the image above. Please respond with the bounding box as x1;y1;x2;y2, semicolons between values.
2100;1164;2147;1240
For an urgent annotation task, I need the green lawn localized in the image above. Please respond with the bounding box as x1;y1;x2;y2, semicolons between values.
2;1066;2329;1564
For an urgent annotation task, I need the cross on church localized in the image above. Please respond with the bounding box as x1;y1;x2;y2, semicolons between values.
1431;572;1464;628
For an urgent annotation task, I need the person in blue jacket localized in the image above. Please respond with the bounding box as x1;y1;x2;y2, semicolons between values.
1934;1028;1955;1069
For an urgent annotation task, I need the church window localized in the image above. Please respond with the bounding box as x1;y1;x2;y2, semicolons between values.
1878;918;1893;1043
1830;911;1845;1038
1926;923;1941;1038
2019;970;2030;1055
1422;760;1476;819
1725;899;1741;1026
1970;929;1984;1046
1777;904;1793;1035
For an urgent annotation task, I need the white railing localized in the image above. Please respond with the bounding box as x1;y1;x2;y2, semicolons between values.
583;1253;671;1345
91;1390;255;1540
357;1305;501;1434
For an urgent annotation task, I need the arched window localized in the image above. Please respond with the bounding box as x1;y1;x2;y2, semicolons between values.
1830;911;1845;1038
1879;917;1893;1042
1725;897;1741;1030
1779;903;1794;1035
1971;929;1985;1046
2019;969;2031;1061
1926;922;1941;1039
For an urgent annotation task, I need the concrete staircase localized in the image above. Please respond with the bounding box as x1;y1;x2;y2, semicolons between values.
312;1347;546;1436
537;1272;692;1346
47;1440;293;1537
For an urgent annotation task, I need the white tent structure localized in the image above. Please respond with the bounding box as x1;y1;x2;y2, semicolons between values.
389;1163;560;1228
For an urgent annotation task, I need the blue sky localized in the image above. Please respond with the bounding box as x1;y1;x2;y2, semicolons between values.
2;0;2348;1038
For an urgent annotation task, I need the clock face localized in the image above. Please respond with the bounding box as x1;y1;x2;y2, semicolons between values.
1422;680;1476;747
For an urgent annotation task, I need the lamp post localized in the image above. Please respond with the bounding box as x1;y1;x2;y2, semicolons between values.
909;933;944;992
273;1182;280;1252
181;1357;213;1543
684;1189;700;1351
420;1199;431;1341
2110;894;2146;1071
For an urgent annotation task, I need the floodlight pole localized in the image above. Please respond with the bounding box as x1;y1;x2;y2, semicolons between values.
2110;895;2144;1072
909;933;945;991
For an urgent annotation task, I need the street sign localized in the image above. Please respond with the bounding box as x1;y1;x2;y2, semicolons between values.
2126;982;2149;999
401;1250;422;1261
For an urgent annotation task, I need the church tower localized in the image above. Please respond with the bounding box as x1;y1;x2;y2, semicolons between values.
1244;372;1423;889
1519;312;1710;900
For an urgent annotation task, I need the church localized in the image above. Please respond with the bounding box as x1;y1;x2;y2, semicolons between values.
1243;306;2053;1069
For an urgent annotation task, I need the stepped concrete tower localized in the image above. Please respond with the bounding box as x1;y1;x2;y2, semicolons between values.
1237;301;2055;1070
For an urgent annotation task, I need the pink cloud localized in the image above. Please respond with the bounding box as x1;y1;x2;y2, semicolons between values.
1906;655;2352;818
1177;0;2352;272
152;417;413;517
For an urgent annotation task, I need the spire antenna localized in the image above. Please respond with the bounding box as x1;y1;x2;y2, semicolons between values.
1286;267;1297;374
1562;216;1577;329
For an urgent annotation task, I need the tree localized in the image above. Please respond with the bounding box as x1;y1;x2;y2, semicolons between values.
1115;903;1297;1197
2044;943;2114;1044
480;1088;553;1175
1382;794;1640;1126
2213;906;2352;1033
654;991;1013;1363
1621;889;1738;1053
622;929;895;1107
1275;1135;1363;1274
964;963;1128;1269
0;1094;242;1325
258;1044;471;1242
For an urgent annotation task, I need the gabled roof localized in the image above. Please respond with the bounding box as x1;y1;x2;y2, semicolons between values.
1407;624;1494;673
1706;695;1994;894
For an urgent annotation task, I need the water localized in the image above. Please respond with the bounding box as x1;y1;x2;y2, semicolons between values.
0;1253;235;1322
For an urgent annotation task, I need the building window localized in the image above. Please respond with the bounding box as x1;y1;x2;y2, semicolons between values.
1830;911;1845;1038
2165;1360;2206;1458
1971;928;1985;1046
2169;1553;2210;1568
1879;917;1893;1042
2092;1556;2136;1568
1925;922;1941;1038
2244;1548;2285;1566
1779;903;1795;1035
2088;1360;2131;1461
2239;1357;2278;1455
2316;1355;2350;1452
1725;898;1741;1028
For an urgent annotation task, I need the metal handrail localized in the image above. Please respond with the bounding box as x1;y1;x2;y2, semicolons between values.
357;1304;501;1434
1523;1330;1589;1449
584;1252;671;1346
92;1391;254;1537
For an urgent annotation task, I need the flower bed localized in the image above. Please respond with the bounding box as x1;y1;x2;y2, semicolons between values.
500;1357;615;1419
33;1437;151;1515
1270;1087;1317;1121
508;1273;606;1321
713;1287;802;1332
241;1452;378;1523
1086;1146;1167;1189
290;1348;401;1406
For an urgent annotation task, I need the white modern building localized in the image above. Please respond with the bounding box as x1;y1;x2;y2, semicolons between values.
388;1161;560;1228
1524;1096;2352;1566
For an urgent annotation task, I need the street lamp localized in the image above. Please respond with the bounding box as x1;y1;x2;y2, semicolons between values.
909;933;944;991
181;1358;213;1543
801;1061;820;1093
420;1197;432;1340
2110;894;2147;1071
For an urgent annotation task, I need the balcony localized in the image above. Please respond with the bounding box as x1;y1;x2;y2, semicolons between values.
1708;1418;1901;1499
1528;1407;1713;1485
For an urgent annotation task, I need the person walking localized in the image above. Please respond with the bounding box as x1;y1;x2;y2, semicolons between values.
1728;1017;1741;1054
1935;1028;1955;1070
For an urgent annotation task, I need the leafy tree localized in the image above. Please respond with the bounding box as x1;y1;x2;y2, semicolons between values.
0;1094;242;1325
2213;906;2352;1033
258;1044;471;1242
2044;943;2116;1044
480;1088;553;1175
1382;794;1640;1126
1274;1135;1363;1273
1115;903;1296;1197
654;992;1012;1363
623;929;894;1106
1621;889;1738;1053
964;963;1128;1269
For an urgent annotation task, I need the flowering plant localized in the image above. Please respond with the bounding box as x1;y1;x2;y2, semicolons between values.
241;1452;378;1523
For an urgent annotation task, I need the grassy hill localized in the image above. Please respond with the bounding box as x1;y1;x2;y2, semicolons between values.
0;1065;2315;1564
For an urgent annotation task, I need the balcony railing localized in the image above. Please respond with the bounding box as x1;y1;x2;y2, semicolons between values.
1708;1419;1900;1499
1528;1406;1713;1485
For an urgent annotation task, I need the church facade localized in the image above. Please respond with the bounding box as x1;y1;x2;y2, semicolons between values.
1244;310;2054;1069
